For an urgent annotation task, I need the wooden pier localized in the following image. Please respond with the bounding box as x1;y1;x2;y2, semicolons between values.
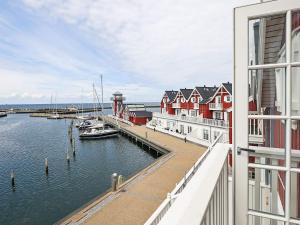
58;116;206;225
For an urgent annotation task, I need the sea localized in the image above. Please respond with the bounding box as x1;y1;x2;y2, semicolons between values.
0;103;160;225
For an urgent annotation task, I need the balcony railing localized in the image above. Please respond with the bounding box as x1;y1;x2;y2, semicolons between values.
144;133;230;225
172;103;181;108
248;118;264;144
153;112;229;128
209;103;223;110
194;103;199;109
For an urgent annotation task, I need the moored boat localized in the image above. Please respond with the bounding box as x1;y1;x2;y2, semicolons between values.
47;113;62;119
0;112;7;118
79;127;118;139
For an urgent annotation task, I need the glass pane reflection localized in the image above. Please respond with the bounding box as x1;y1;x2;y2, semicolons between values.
249;68;286;116
292;11;300;62
249;14;286;66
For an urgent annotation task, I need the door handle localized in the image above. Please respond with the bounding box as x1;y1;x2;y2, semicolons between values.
237;147;255;155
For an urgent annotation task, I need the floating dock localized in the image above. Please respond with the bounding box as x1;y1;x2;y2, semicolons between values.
58;116;206;225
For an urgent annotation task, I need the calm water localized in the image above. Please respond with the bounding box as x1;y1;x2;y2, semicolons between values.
0;114;156;225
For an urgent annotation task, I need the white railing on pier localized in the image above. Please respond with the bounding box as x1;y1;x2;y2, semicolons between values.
209;103;223;110
152;112;229;128
144;133;230;225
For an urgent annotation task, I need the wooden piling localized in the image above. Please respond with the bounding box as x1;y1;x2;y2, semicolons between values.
45;158;49;175
11;170;15;186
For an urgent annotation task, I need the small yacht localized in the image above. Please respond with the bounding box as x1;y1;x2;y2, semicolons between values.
47;113;62;119
0;112;7;118
77;120;101;130
79;127;118;139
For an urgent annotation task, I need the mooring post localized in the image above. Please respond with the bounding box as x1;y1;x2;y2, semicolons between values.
117;175;123;188
111;173;118;191
66;152;70;163
45;158;48;175
145;131;148;139
72;139;76;156
11;170;15;186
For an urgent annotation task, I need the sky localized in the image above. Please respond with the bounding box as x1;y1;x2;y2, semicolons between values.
0;0;258;104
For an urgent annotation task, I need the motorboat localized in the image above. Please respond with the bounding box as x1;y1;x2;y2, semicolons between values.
77;120;102;130
0;112;7;118
79;127;118;139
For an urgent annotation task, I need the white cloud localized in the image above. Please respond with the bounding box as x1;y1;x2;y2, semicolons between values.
0;67;161;103
2;0;259;104
22;0;258;86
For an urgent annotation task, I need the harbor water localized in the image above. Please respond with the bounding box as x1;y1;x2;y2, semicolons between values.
0;113;156;225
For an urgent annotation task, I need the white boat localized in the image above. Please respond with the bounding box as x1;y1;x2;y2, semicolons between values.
0;112;7;118
47;113;62;119
79;127;118;139
79;75;119;140
77;120;101;129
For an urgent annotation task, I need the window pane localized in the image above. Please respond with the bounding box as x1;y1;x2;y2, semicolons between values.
292;67;300;116
291;120;300;168
290;172;300;220
248;167;285;216
292;11;300;62
249;14;286;66
248;215;283;225
249;119;286;167
249;68;286;116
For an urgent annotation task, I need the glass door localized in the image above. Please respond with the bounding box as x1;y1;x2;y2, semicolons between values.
234;1;300;224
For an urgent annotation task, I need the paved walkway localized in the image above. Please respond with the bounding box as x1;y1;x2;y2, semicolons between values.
60;118;206;225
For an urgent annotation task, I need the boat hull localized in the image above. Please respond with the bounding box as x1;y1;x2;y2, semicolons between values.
79;130;119;139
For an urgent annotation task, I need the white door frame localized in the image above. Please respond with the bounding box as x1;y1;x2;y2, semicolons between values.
234;1;300;224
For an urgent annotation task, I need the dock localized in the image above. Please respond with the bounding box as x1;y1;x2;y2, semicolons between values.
58;116;206;225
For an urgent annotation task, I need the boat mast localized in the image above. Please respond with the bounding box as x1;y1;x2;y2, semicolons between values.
100;74;104;130
100;74;104;115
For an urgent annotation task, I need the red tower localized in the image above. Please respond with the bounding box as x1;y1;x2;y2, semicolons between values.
110;91;125;117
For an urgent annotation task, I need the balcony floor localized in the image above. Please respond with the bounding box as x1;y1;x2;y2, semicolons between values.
60;118;206;225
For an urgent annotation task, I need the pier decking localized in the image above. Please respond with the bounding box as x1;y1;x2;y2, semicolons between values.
59;116;206;225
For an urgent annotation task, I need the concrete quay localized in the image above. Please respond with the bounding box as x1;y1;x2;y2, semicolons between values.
58;116;206;225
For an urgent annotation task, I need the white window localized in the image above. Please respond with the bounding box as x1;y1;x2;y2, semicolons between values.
176;98;180;103
213;131;220;140
191;97;196;103
188;126;192;133
203;129;209;140
181;98;185;103
214;111;222;120
190;110;196;117
215;96;221;104
224;95;231;102
198;96;203;103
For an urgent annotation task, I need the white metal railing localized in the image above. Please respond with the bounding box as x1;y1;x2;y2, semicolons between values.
152;112;229;128
172;103;181;108
248;118;264;143
144;133;229;225
209;103;223;110
194;103;199;109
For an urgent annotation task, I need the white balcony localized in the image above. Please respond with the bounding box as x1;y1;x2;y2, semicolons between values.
194;103;199;109
172;103;180;108
152;112;229;128
248;118;264;144
209;103;223;110
144;134;231;225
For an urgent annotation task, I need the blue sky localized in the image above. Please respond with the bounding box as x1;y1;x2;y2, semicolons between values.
0;0;257;104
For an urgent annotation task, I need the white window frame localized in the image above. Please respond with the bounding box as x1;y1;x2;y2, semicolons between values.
234;1;300;225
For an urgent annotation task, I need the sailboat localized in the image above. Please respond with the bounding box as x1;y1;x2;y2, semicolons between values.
47;94;62;119
79;75;118;139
